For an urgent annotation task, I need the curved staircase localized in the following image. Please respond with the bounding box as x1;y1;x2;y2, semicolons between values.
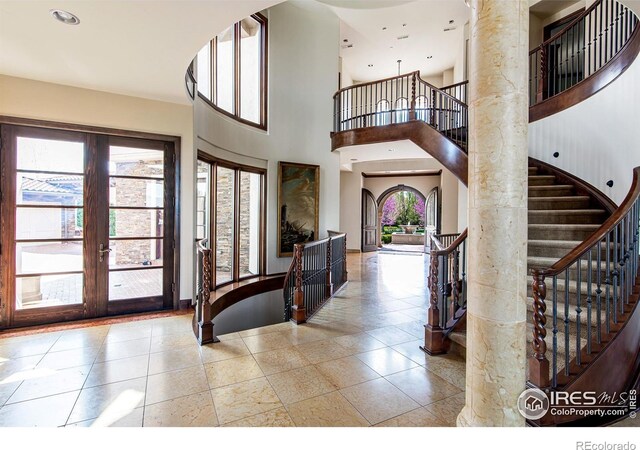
329;0;640;427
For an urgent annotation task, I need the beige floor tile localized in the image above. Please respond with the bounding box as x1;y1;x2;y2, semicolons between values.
217;332;242;341
394;320;427;339
95;337;151;362
7;365;91;404
423;355;466;390
0;355;44;381
148;346;202;375
0;381;21;407
365;326;417;346
375;407;445;427
267;365;335;405
332;332;386;353
242;332;293;354
391;340;430;365
37;346;100;370
105;327;152;344
0;338;55;360
385;366;461;406
280;326;329;345
143;391;218;427
211;377;283;425
150;332;197;353
146;365;209;405
85;355;149;388
286;391;369;427
315;356;380;389
356;347;418;376
423;392;466;426
204;355;263;388
294;339;353;364
253;347;310;375
223;406;295;427
67;407;144;427
199;338;250;363
339;378;419;425
0;390;79;427
239;321;294;338
68;377;147;424
49;329;108;352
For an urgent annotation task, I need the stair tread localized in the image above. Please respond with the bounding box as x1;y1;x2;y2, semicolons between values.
527;255;614;269
529;224;601;229
529;209;606;214
529;196;591;201
529;239;584;247
529;185;573;190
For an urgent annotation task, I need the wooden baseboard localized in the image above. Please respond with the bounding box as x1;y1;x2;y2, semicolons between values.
347;249;361;253
178;299;194;310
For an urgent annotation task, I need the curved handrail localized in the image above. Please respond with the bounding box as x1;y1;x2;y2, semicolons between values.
185;62;196;101
431;230;467;255
534;167;640;278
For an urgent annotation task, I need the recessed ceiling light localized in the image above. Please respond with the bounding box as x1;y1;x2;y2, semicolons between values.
389;46;394;49
402;23;407;27
388;149;394;152
350;158;358;161
449;19;455;24
368;64;374;67
382;27;387;31
426;55;433;59
343;39;349;43
50;9;80;25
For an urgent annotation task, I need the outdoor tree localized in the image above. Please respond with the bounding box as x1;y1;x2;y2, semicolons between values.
381;195;397;226
395;191;421;225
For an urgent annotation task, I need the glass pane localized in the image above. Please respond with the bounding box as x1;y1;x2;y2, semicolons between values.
17;207;83;239
109;269;162;301
17;172;83;206
109;147;164;178
197;41;211;99
239;172;261;277
240;17;261;123
110;209;164;238
16;242;83;275
216;26;235;113
17;137;84;173
109;178;163;207
16;274;83;309
196;161;211;241
216;166;234;285
108;239;163;269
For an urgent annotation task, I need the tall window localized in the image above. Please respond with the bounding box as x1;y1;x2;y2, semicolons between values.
197;14;268;129
197;153;265;287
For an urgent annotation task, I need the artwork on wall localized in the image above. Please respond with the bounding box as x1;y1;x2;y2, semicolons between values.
277;161;320;257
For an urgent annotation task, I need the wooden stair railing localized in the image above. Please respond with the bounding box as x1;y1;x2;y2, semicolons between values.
284;232;348;323
528;167;640;402
422;230;468;355
529;0;640;121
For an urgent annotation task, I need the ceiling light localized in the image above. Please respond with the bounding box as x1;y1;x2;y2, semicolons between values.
449;19;455;24
397;35;409;40
368;64;374;67
343;39;349;43
388;149;394;152
350;158;358;161
426;55;433;59
50;9;80;25
382;27;387;31
402;23;407;27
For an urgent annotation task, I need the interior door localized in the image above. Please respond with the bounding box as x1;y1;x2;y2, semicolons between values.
361;189;378;252
425;187;439;251
96;136;175;316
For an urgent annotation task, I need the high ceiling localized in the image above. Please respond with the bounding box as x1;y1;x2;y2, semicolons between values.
327;0;470;83
0;0;283;105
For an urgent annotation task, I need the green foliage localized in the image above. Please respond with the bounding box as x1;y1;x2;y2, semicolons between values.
76;208;117;237
395;191;421;225
381;234;392;244
382;225;402;234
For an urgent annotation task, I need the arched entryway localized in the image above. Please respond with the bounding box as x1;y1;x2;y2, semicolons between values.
375;184;432;252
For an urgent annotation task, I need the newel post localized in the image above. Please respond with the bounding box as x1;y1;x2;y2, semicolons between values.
291;243;307;324
342;235;348;284
529;272;550;387
197;248;216;344
409;72;417;120
423;251;447;355
325;238;333;298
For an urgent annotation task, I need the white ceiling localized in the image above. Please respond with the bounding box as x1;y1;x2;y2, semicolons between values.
0;0;283;105
337;139;431;171
328;0;470;83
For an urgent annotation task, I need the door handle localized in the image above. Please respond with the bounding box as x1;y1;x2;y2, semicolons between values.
99;244;112;262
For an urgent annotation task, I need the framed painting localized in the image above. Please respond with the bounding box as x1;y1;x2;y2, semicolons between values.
277;161;320;257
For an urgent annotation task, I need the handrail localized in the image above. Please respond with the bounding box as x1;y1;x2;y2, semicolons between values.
535;168;640;277
185;61;196;101
284;232;348;323
529;0;638;107
529;167;640;389
431;231;466;254
440;80;468;91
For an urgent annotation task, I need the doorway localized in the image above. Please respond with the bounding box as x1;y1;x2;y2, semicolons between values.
376;185;429;254
0;123;178;329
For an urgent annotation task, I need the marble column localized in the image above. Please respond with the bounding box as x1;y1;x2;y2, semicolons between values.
457;0;529;427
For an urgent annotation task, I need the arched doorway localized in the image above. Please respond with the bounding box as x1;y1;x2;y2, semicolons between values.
376;185;429;252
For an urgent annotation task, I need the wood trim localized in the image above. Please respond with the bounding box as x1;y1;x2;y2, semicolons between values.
178;299;193;310
542;8;585;41
332;121;468;186
529;157;617;214
530;23;640;123
362;170;441;178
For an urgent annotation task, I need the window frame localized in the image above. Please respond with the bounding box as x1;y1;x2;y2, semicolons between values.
197;151;267;289
197;13;268;130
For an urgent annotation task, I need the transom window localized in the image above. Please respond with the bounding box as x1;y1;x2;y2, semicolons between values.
196;14;268;129
196;153;266;287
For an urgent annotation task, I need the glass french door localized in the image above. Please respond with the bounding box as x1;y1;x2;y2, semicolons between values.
0;125;177;328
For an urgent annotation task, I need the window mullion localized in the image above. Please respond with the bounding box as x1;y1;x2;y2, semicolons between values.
233;168;241;281
211;162;217;288
211;38;217;104
234;22;241;117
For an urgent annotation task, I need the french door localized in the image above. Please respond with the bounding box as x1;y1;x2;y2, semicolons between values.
0;124;177;328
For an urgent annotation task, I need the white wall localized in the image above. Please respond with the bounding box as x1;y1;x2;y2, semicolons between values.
0;74;195;301
340;158;459;250
363;175;439;202
195;1;341;274
458;182;468;231
529;55;640;204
